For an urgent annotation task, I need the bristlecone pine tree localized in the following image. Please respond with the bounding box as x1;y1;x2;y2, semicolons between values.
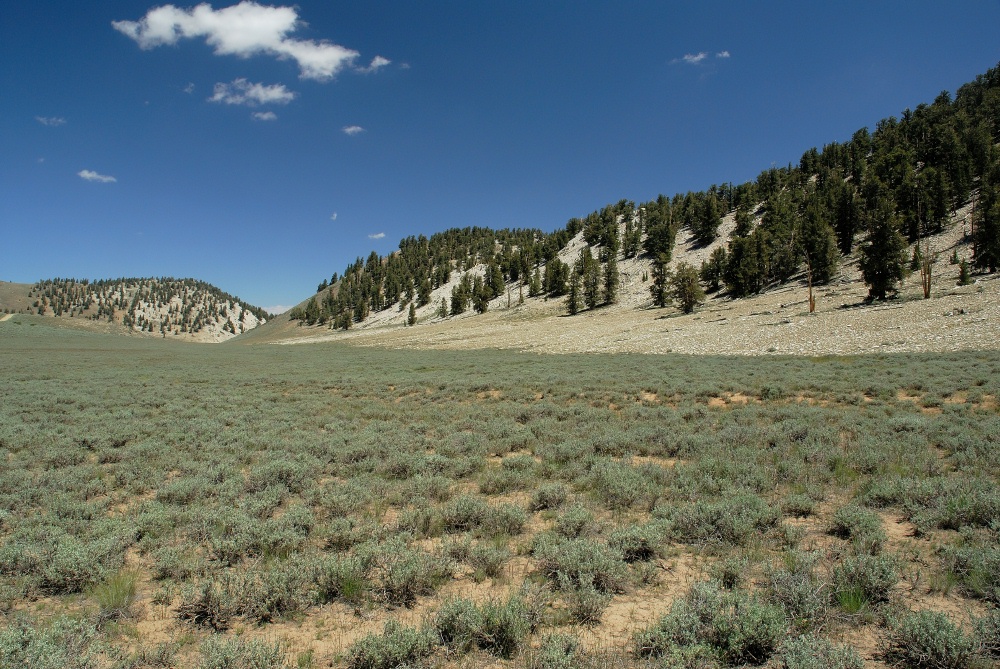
860;199;908;301
668;262;705;314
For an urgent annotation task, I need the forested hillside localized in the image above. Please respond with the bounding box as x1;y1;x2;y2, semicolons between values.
291;62;1000;329
9;277;272;341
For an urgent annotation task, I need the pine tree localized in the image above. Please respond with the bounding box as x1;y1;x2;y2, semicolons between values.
603;255;619;305
528;268;542;297
860;199;908;300
958;258;973;285
437;297;448;318
649;254;670;307
407;302;416;326
668;262;705;314
566;272;581;315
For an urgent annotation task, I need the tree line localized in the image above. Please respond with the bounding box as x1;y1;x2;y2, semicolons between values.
292;62;1000;326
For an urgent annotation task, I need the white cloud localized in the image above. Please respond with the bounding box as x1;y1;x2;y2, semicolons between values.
210;78;295;106
716;50;730;59
78;169;116;183
330;212;338;221
184;82;195;93
36;116;66;126
342;125;364;136
113;2;360;80
251;111;277;121
358;55;390;73
368;232;385;239
681;52;708;65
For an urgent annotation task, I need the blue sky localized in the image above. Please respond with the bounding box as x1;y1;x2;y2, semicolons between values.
3;2;999;313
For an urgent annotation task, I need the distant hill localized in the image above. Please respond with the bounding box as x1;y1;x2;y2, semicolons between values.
274;62;1000;344
0;277;273;343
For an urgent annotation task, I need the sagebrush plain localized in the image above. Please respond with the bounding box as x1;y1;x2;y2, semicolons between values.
2;316;999;668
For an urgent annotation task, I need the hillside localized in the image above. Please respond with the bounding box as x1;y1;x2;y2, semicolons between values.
0;277;272;343
244;199;1000;356
260;62;1000;354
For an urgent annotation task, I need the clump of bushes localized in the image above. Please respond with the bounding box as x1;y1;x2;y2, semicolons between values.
829;504;886;554
883;610;975;669
659;493;779;546
0;615;100;669
832;553;898;611
434;595;531;658
530;482;569;511
528;633;582;669
347;620;437;669
779;635;863;669
198;635;288;669
532;534;627;595
764;551;828;630
634;580;787;666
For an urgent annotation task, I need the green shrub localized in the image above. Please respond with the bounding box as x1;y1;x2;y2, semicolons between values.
530;483;569;511
529;633;582;669
532;534;627;594
781;494;816;518
434;596;530;658
589;459;656;510
833;554;897;608
779;635;863;669
554;504;593;538
884;610;975;669
635;581;787;666
559;573;611;625
177;579;234;630
830;505;886;553
608;524;663;563
765;552;828;630
942;541;1000;603
348;620;437;669
314;555;368;605
198;635;289;669
664;493;779;546
0;615;99;669
479;503;527;538
91;569;138;625
355;540;453;607
975;608;1000;659
468;542;510;580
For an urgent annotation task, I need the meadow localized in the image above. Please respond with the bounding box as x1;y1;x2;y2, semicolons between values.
1;314;999;668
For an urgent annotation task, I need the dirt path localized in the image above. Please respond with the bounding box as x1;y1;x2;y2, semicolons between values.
0;313;13;322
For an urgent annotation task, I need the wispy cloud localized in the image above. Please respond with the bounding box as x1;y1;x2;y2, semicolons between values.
342;125;364;136
183;82;195;94
672;50;731;65
330;212;338;221
210;79;295;106
358;55;390;74
368;232;385;239
36;116;66;126
251;111;277;121
263;304;292;314
78;169;116;183
113;2;360;81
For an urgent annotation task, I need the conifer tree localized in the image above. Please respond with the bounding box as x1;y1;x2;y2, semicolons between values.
649;254;670;307
603;254;619;305
528;268;542;297
407;302;416;326
437;297;448;318
860;199;908;300
566;272;581;315
668;262;705;313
